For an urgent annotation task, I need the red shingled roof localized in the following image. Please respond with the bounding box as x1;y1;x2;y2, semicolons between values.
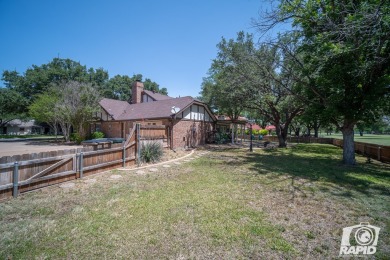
99;96;205;121
245;123;262;130
99;98;131;120
143;90;173;101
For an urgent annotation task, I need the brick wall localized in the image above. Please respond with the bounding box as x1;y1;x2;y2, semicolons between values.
132;81;144;104
171;120;214;149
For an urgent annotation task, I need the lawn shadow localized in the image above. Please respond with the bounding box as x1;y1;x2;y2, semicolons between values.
253;146;388;195
212;144;390;201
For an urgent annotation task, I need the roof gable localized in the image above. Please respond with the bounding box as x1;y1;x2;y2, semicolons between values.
99;98;131;120
143;90;173;101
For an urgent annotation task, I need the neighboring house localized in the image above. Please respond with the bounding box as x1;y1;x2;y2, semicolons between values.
216;115;247;133
93;81;217;149
1;119;45;135
245;123;262;131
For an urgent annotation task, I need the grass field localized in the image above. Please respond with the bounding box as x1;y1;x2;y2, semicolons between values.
321;133;390;146
0;144;389;258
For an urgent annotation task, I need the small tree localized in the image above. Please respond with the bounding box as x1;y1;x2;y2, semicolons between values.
53;81;101;141
29;81;101;142
29;92;60;139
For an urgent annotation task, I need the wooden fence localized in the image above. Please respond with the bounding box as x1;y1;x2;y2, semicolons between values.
139;125;169;148
0;125;138;200
258;135;390;163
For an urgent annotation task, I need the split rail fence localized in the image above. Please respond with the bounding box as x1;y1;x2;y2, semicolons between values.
0;124;141;200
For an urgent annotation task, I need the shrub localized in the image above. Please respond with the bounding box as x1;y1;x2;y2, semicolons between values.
91;131;105;139
215;132;230;144
70;133;84;144
259;129;269;136
140;141;164;163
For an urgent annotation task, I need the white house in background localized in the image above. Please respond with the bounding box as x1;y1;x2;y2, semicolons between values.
1;119;45;135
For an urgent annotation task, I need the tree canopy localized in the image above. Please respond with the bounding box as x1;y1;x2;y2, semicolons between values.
1;57;169;140
280;0;389;164
201;1;389;164
201;32;304;147
0;88;28;128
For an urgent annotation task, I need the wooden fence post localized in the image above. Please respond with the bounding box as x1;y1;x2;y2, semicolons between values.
122;146;126;168
136;123;141;166
378;147;381;161
13;162;19;198
79;153;84;178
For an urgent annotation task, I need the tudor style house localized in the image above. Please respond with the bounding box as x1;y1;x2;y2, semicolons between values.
1;119;46;135
93;81;216;149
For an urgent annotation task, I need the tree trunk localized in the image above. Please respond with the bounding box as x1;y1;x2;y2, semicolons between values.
313;120;320;138
60;122;71;143
231;124;234;144
276;124;287;148
295;128;300;137
314;127;319;138
307;127;311;136
341;123;356;165
52;123;58;141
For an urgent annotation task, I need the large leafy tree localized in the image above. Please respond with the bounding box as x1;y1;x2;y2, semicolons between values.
2;58;108;115
143;77;168;95
2;58;102;99
257;0;390;164
28;81;101;142
103;74;168;102
202;32;304;147
103;75;134;101
0;88;28;129
201;33;255;143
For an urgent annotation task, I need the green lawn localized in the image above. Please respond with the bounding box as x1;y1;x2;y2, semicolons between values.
321;133;390;146
1;144;389;258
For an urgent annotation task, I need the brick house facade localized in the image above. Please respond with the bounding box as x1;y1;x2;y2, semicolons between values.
93;81;216;149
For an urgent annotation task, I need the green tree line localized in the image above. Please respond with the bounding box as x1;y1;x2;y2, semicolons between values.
201;0;390;165
1;58;168;141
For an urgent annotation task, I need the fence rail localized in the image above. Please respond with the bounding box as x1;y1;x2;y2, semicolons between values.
0;125;139;200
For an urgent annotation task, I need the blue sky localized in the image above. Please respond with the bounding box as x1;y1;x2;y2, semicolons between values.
0;0;273;98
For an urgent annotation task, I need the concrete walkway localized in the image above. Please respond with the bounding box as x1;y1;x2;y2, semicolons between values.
117;149;211;172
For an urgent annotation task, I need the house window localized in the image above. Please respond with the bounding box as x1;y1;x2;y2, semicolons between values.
19;128;25;132
95;123;101;132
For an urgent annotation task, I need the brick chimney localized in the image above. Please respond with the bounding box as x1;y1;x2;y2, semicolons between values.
132;80;144;104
